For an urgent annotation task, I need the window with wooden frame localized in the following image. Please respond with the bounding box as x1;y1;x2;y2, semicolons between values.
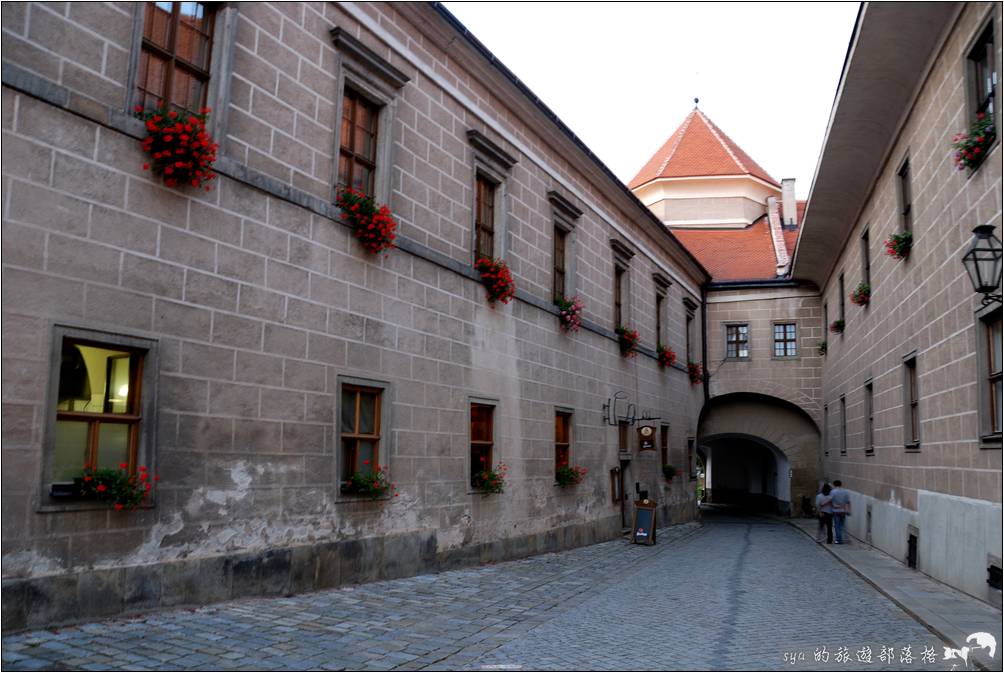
655;292;664;347
338;89;380;196
136;2;215;113
839;395;847;455
984;310;1003;438
686;437;695;480
861;229;871;287
553;227;567;300
52;339;146;482
617;420;629;454
613;266;625;327
725;324;749;359
555;411;571;471
903;355;920;448
898;158;912;233
968;21;996;121
685;313;693;361
864;380;874;455
470;403;494;485
340;385;381;480
838;272;846;324
660;424;669;467
474;174;496;261
823;404;829;456
773;323;797;358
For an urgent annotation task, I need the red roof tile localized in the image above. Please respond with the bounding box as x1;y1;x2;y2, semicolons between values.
671;216;781;282
629;108;779;189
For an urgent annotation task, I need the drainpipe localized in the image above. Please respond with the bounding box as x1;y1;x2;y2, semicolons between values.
701;282;709;403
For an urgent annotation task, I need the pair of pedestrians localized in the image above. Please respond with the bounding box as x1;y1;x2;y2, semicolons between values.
815;480;852;544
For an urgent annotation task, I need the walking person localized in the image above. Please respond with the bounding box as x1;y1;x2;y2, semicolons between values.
815;483;834;544
830;480;852;544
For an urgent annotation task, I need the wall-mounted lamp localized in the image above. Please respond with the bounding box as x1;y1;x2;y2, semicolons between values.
961;224;1003;306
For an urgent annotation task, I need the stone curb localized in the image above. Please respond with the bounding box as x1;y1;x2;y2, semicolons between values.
784;518;993;672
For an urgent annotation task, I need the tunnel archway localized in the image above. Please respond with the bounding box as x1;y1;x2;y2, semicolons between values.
697;393;821;516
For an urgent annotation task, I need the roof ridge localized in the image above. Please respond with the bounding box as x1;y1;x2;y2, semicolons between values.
655;110;696;177
696;109;748;175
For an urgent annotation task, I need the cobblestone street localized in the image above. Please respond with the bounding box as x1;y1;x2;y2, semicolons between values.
3;513;953;671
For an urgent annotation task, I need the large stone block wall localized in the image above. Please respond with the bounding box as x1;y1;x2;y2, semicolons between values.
819;2;1002;600
1;2;706;628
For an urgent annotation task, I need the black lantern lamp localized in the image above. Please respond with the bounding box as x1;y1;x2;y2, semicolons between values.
962;224;1003;306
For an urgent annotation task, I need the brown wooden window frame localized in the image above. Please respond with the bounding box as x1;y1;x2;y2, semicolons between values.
341;384;382;481
474;174;497;262
555;410;572;472
660;424;669;468
898;158;913;234
470;402;495;486
773;322;797;358
655;292;664;347
338;88;380;197
968;21;996;121
553;227;567;301
861;228;871;287
136;1;216;113
839;394;847;456
613;266;625;327
864;380;875;455
725;324;749;359
987;312;1003;437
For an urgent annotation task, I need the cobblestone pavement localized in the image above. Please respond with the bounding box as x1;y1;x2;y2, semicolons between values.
3;512;954;671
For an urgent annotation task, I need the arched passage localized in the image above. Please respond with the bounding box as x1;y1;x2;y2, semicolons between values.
697;393;821;516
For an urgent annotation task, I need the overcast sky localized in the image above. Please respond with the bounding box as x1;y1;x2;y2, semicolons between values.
442;2;860;199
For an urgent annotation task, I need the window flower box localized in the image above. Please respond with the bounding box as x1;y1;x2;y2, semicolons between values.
662;464;677;483
850;281;871;307
829;319;845;334
884;231;912;260
79;463;158;511
136;106;218;190
335;187;398;254
472;462;508;495
555;465;587;487
818;340;828;356
656;344;677;369
341;462;397;500
475;257;516;305
615;325;640;357
554;295;583;333
952;113;996;172
687;361;702;385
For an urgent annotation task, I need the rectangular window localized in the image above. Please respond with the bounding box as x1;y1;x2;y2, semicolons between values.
823;404;829;456
968;22;996;120
53;339;146;481
617;420;629;454
726;324;749;359
341;385;381;480
839;395;847;455
987;312;1002;436
555;411;571;471
685;313;694;361
865;380;874;455
136;2;214;113
839;272;846;324
823;303;829;336
338;89;379;195
553;227;567;300
470;403;494;485
861;229;871;287
614;266;624;327
475;175;496;261
773;323;797;357
904;355;920;448
656;293;664;347
687;437;695;480
898;159;912;233
660;424;669;467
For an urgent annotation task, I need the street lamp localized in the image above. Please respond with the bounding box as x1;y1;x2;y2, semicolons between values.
961;224;1003;306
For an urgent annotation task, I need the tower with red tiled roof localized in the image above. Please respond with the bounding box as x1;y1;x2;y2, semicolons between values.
630;106;803;281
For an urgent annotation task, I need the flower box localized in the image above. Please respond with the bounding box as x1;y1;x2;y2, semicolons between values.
662;464;677;483
829;319;845;334
472;462;508;494
136;106;218;190
850;281;871;306
687;361;702;385
615;325;640;357
884;231;912;260
952;113;996;172
475;257;516;304
79;464;158;511
656;344;677;369
335;187;397;254
818;340;828;356
554;295;583;333
555;465;587;487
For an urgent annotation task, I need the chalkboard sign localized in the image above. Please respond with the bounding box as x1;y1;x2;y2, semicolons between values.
631;499;657;545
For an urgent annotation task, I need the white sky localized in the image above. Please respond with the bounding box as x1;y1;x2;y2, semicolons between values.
442;2;861;199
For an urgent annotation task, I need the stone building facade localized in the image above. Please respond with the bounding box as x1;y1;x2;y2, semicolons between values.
795;1;1003;606
0;2;708;629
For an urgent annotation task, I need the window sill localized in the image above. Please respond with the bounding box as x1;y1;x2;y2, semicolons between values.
904;442;921;453
771;355;800;361
37;497;155;514
965;138;999;179
337;483;392;502
979;433;1002;450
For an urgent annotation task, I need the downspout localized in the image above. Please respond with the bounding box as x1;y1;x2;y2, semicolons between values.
701;282;710;403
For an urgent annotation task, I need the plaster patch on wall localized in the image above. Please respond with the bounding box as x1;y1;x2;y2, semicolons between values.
117;512;185;566
1;551;65;578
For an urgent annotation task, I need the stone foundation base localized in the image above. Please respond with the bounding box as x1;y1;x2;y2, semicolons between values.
3;507;693;632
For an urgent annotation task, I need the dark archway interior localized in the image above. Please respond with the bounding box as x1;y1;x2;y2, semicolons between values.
700;434;790;514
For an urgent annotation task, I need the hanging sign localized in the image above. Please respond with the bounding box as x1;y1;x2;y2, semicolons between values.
638;424;656;451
